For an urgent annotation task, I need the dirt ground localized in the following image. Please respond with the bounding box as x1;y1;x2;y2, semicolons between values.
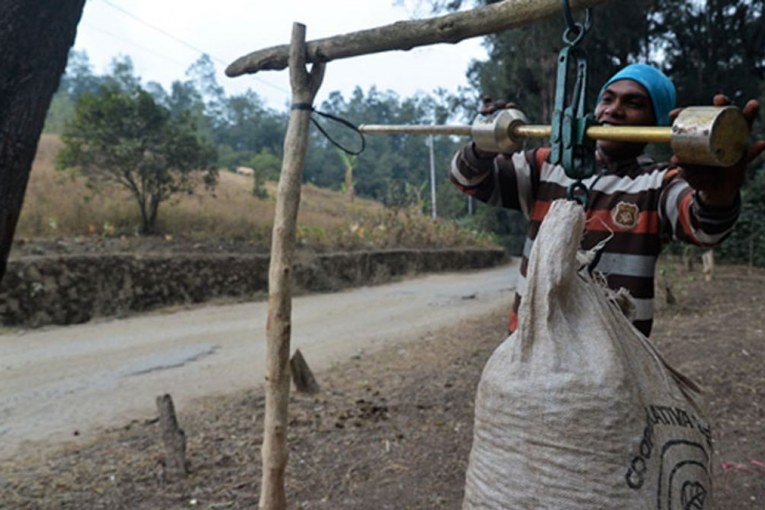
1;260;764;509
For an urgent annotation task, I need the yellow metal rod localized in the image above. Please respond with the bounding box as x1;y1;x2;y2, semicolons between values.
359;123;673;144
583;125;671;143
517;125;672;143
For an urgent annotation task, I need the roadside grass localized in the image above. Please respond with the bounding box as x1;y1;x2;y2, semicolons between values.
17;135;495;252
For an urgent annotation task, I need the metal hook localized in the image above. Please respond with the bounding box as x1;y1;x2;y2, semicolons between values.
561;0;592;46
567;180;590;208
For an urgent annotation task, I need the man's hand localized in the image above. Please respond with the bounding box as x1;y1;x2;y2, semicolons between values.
670;95;765;207
480;97;519;116
472;97;520;158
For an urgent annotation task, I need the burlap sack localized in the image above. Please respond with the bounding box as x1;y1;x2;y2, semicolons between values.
463;199;713;509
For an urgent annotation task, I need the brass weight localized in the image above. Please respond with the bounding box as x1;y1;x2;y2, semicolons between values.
358;106;750;167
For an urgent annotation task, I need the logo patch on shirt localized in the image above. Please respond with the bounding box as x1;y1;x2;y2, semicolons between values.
612;202;640;230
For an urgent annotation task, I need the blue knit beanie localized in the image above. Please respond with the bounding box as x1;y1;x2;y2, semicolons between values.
600;64;677;126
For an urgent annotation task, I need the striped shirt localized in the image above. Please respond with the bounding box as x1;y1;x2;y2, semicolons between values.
450;144;740;336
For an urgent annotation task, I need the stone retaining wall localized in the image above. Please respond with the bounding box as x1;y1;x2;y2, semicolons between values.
0;248;507;328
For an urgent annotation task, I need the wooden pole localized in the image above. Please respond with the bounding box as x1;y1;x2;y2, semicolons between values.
260;23;324;510
226;0;609;77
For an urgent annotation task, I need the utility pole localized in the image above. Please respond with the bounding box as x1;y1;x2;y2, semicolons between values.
428;135;437;219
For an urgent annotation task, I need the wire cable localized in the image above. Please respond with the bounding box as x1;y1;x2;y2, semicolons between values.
98;0;291;98
81;21;191;68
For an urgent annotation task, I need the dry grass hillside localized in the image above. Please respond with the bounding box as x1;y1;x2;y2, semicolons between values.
14;135;491;255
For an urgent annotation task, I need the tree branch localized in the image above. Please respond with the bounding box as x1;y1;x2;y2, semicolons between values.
226;0;609;77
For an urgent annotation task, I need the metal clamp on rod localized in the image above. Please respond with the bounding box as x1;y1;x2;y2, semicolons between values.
471;109;529;153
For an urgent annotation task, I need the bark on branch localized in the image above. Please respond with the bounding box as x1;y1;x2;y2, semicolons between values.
226;0;609;77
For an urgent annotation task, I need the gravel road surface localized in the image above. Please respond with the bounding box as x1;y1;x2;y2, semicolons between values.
0;263;517;459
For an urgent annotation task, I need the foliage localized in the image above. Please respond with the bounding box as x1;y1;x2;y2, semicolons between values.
716;165;765;266
248;150;282;178
44;50;103;133
648;0;765;106
458;202;528;255
59;50;104;100
57;82;217;234
294;209;496;252
249;149;281;199
305;87;466;213
465;0;655;122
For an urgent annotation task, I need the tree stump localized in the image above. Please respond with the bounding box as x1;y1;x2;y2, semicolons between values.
156;393;187;480
664;281;677;305
682;247;695;271
290;349;320;394
702;250;715;282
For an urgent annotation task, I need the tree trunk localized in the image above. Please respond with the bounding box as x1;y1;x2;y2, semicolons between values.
345;165;354;203
702;250;715;282
226;0;609;77
0;0;86;281
260;23;325;510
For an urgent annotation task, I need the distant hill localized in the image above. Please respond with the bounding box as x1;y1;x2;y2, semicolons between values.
14;135;493;254
18;135;383;240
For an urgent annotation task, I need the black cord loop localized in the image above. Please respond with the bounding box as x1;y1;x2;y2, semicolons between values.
291;103;366;156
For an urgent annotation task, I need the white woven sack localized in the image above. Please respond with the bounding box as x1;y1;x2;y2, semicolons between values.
464;199;713;509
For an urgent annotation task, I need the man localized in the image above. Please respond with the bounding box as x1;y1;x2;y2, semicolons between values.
450;63;764;336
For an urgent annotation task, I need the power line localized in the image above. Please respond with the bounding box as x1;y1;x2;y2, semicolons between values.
101;0;225;64
81;21;191;68
98;0;290;97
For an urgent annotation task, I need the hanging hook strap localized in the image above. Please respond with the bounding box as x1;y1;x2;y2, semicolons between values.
561;0;592;47
550;0;597;205
292;103;366;156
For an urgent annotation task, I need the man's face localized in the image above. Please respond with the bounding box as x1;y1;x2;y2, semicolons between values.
594;79;656;159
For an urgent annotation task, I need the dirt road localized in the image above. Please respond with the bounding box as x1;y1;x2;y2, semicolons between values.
0;263;517;460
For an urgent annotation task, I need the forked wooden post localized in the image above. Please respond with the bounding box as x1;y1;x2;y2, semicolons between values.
260;23;324;510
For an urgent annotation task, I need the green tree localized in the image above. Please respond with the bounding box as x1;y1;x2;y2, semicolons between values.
58;50;103;100
44;92;76;134
309;87;463;211
337;149;358;201
57;83;218;234
186;54;227;132
248;149;282;199
466;0;654;122
45;50;104;133
217;90;286;165
649;0;765;106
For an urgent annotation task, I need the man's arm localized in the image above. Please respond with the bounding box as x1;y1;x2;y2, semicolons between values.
659;173;741;247
449;96;545;215
449;143;544;218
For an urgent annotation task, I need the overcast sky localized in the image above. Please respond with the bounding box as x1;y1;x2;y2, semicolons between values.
72;0;488;111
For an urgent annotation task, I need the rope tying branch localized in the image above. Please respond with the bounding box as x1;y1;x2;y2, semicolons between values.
291;102;366;156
